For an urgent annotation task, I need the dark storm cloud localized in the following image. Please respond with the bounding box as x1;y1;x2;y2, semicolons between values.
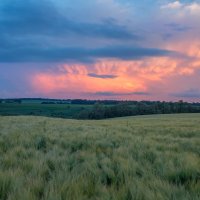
92;46;176;60
165;23;192;32
87;73;118;79
0;0;151;63
93;91;151;96
172;89;200;98
0;45;176;62
0;0;138;39
0;0;181;63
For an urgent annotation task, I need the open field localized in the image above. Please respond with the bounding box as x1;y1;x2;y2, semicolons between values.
0;114;200;200
0;103;92;118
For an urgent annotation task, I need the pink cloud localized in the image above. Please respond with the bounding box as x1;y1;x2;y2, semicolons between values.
30;37;200;101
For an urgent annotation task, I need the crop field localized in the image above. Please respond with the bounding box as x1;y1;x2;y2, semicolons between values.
0;114;199;200
0;103;92;118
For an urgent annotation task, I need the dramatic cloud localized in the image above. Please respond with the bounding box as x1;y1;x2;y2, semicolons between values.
0;1;136;39
92;91;151;96
0;2;136;40
165;23;192;32
1;0;200;101
0;45;177;63
172;89;200;98
161;1;182;9
162;1;200;14
88;73;118;79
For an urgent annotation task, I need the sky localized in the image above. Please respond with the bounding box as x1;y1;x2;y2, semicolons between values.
0;0;200;101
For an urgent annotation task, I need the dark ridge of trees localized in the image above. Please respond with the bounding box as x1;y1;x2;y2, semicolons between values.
3;99;22;104
76;101;200;120
70;99;119;105
41;102;56;104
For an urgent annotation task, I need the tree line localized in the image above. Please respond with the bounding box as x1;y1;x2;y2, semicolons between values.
76;101;200;119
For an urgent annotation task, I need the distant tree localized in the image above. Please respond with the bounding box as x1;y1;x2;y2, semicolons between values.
76;109;90;119
89;103;105;119
136;102;148;115
15;99;22;104
75;100;200;120
41;101;55;104
177;100;184;113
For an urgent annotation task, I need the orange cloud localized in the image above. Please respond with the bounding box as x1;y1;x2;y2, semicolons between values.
31;39;200;100
32;62;145;96
31;57;178;99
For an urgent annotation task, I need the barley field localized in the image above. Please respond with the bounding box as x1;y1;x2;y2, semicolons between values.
0;114;199;200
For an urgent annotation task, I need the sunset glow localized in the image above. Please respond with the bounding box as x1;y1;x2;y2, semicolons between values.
1;0;200;101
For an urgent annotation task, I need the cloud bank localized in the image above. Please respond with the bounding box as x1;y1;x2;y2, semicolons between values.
1;0;200;101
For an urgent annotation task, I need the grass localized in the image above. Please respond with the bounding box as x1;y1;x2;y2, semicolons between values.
0;103;92;118
0;113;199;200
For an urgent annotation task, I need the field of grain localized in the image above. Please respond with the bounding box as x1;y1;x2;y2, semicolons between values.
0;114;199;200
